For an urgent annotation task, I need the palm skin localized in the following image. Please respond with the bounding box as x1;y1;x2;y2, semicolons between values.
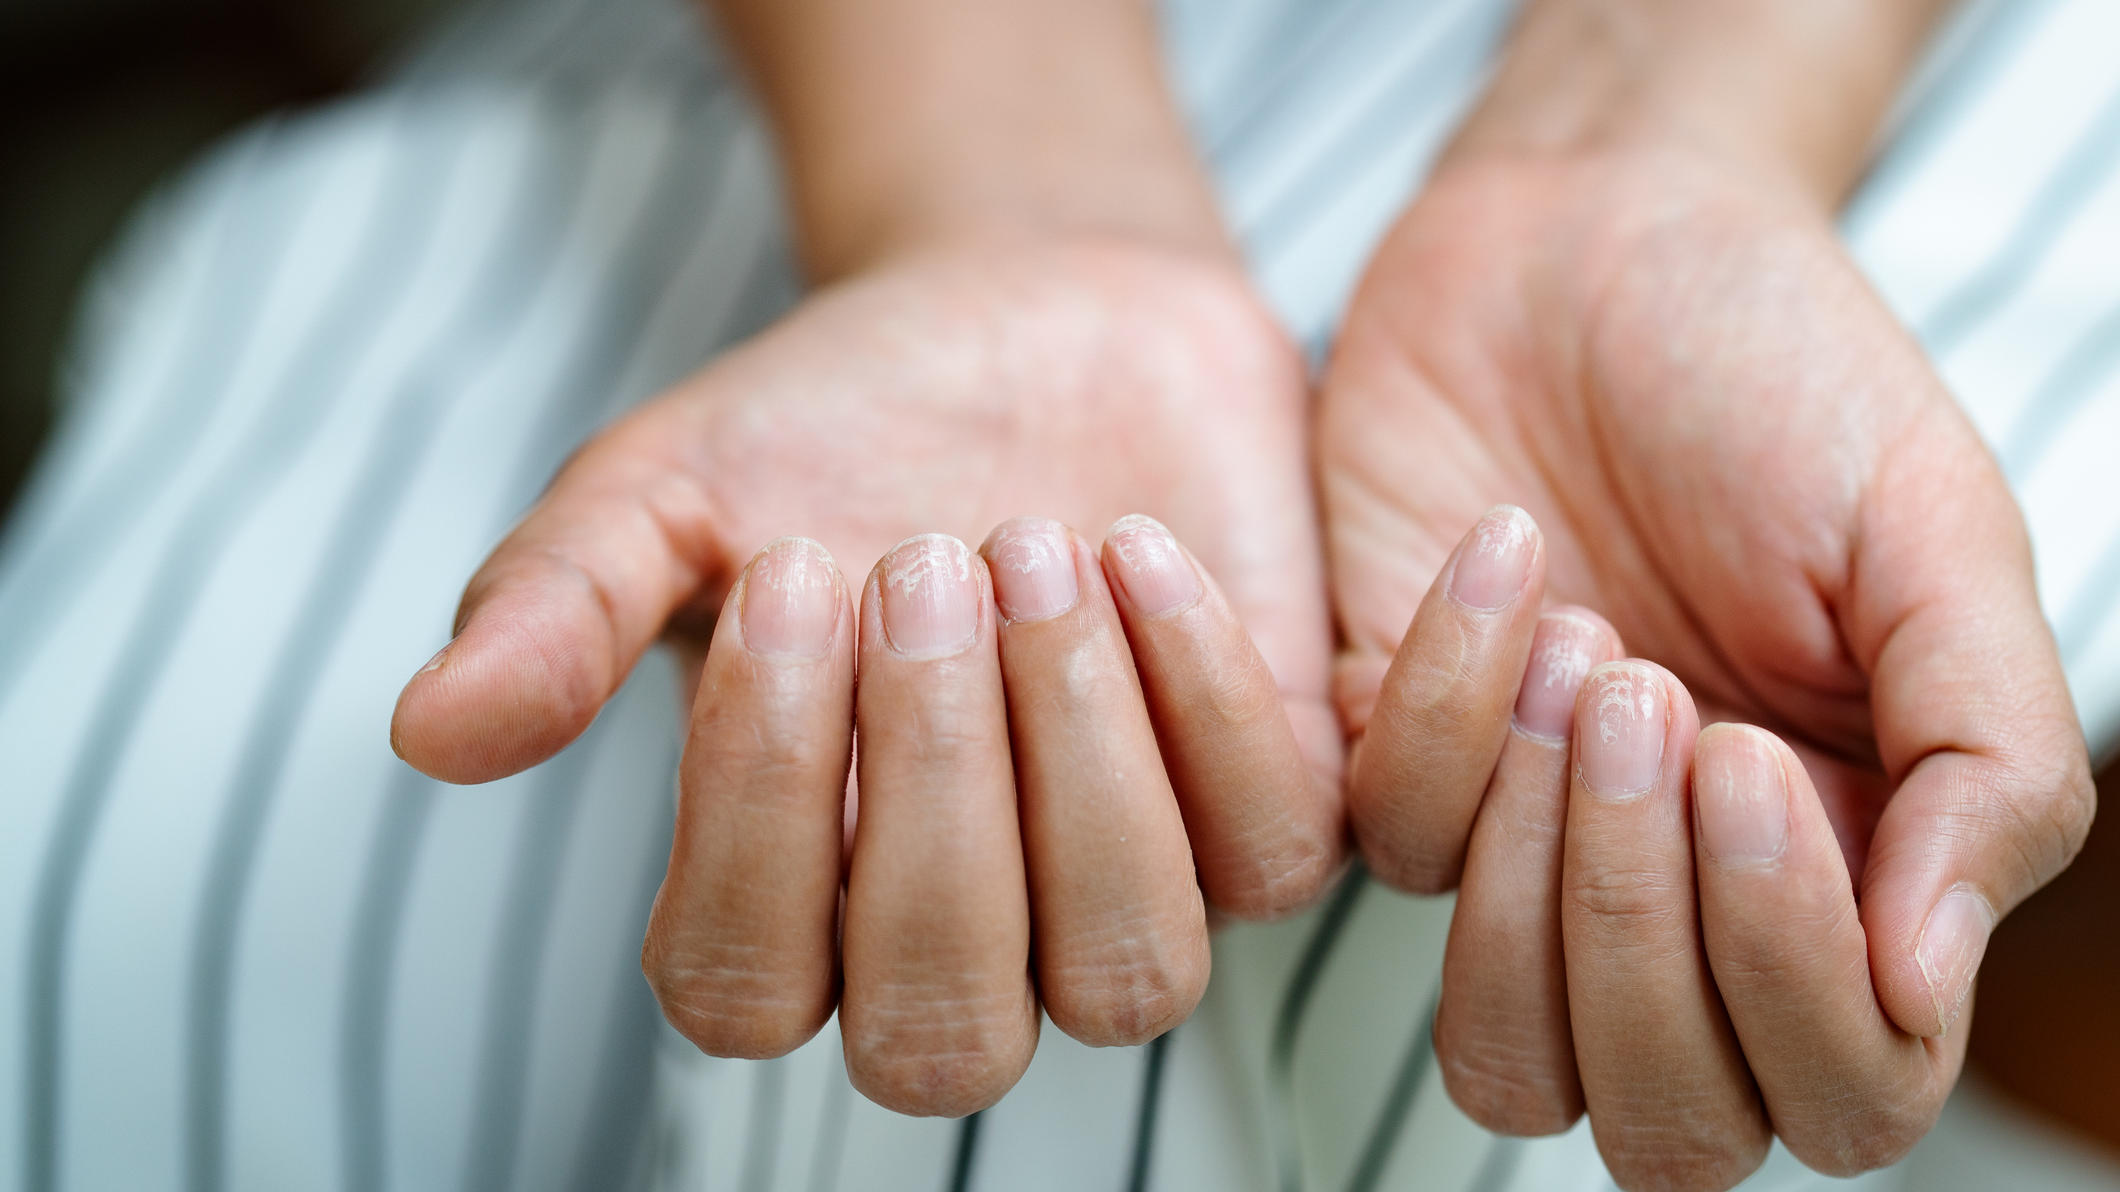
1319;147;2095;1181
1323;149;2072;869
397;234;1339;849
684;241;1332;750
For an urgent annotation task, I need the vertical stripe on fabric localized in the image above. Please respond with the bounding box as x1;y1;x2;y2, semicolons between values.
2059;532;2120;657
448;81;748;1192
947;1112;984;1192
340;766;441;1192
0;124;301;717
1200;0;1374;162
1917;81;2120;351
566;807;677;1192
2001;294;2120;478
737;1055;788;1192
802;1066;852;1192
1341;985;1440;1192
21;93;446;1192
1240;0;1496;255
0;126;270;588
1848;0;2057;212
327;84;603;1188
328;73;742;1187
1268;869;1370;1192
1465;1136;1526;1192
1123;1031;1174;1192
174;90;580;1192
462;718;618;1192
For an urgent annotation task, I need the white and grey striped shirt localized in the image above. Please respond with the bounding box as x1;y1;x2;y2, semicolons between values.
2;0;2117;1190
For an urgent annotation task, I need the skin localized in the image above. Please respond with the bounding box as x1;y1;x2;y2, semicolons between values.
1330;2;2096;1187
389;0;2101;1177
390;0;1341;1119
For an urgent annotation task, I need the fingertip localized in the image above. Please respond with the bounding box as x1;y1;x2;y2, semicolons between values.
1573;660;1695;801
389;604;606;784
981;516;1085;625
1513;608;1621;740
1444;505;1542;613
738;536;848;658
1102;514;1204;618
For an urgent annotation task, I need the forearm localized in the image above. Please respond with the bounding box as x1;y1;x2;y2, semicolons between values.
1443;0;1957;206
705;0;1226;280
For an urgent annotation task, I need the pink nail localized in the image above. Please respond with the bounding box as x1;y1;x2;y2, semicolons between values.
984;518;1079;623
1575;662;1666;799
1513;613;1604;739
1105;515;1201;616
879;534;980;657
1694;724;1788;864
1917;887;1995;1036
1447;505;1536;611
740;537;840;658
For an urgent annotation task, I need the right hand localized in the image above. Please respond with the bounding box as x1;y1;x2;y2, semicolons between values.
388;237;1344;1115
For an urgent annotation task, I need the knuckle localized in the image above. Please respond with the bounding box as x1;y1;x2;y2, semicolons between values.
842;989;1034;1117
1351;808;1463;896
1983;736;2098;892
642;926;830;1060
1435;1027;1583;1137
2047;757;2098;866
1566;864;1690;940
1208;828;1343;921
1779;1074;1943;1176
1598;1116;1769;1192
1042;925;1210;1047
1705;900;1862;998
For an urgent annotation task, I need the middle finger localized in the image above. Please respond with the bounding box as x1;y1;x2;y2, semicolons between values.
1562;661;1769;1191
982;518;1209;1046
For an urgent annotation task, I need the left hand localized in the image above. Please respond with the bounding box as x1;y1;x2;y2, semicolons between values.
1319;147;2095;1188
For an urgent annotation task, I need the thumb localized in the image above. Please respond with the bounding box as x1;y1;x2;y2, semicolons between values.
391;403;730;783
1847;425;2095;1038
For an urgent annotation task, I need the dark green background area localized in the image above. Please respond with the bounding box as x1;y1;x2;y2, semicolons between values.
0;0;459;521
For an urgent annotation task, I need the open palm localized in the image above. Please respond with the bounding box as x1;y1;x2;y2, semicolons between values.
1320;151;2091;1185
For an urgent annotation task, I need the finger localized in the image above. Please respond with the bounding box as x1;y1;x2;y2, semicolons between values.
391;407;725;783
641;538;853;1059
1563;661;1769;1191
1692;723;1959;1175
1100;514;1343;919
840;534;1038;1117
982;518;1209;1044
1349;505;1546;894
1436;608;1619;1135
1843;432;2096;1038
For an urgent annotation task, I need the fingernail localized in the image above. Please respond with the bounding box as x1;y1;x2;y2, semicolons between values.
1513;613;1604;739
1576;663;1666;799
740;537;840;658
1917;886;1995;1036
1694;725;1788;864
984;518;1079;623
416;639;454;676
1447;505;1536;611
1105;514;1201;616
879;534;980;657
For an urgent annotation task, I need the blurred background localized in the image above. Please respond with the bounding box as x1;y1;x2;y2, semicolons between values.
0;0;461;519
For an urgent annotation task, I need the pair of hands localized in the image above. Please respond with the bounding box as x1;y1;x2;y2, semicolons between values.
391;148;2093;1187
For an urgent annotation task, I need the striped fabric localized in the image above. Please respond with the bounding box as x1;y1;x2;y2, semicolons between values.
0;0;2114;1190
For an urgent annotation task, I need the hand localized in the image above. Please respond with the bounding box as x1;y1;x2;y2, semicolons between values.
390;238;1343;1114
1320;150;2095;1187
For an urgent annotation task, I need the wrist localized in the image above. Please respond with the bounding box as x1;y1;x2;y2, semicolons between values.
1439;0;1952;211
712;0;1231;283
